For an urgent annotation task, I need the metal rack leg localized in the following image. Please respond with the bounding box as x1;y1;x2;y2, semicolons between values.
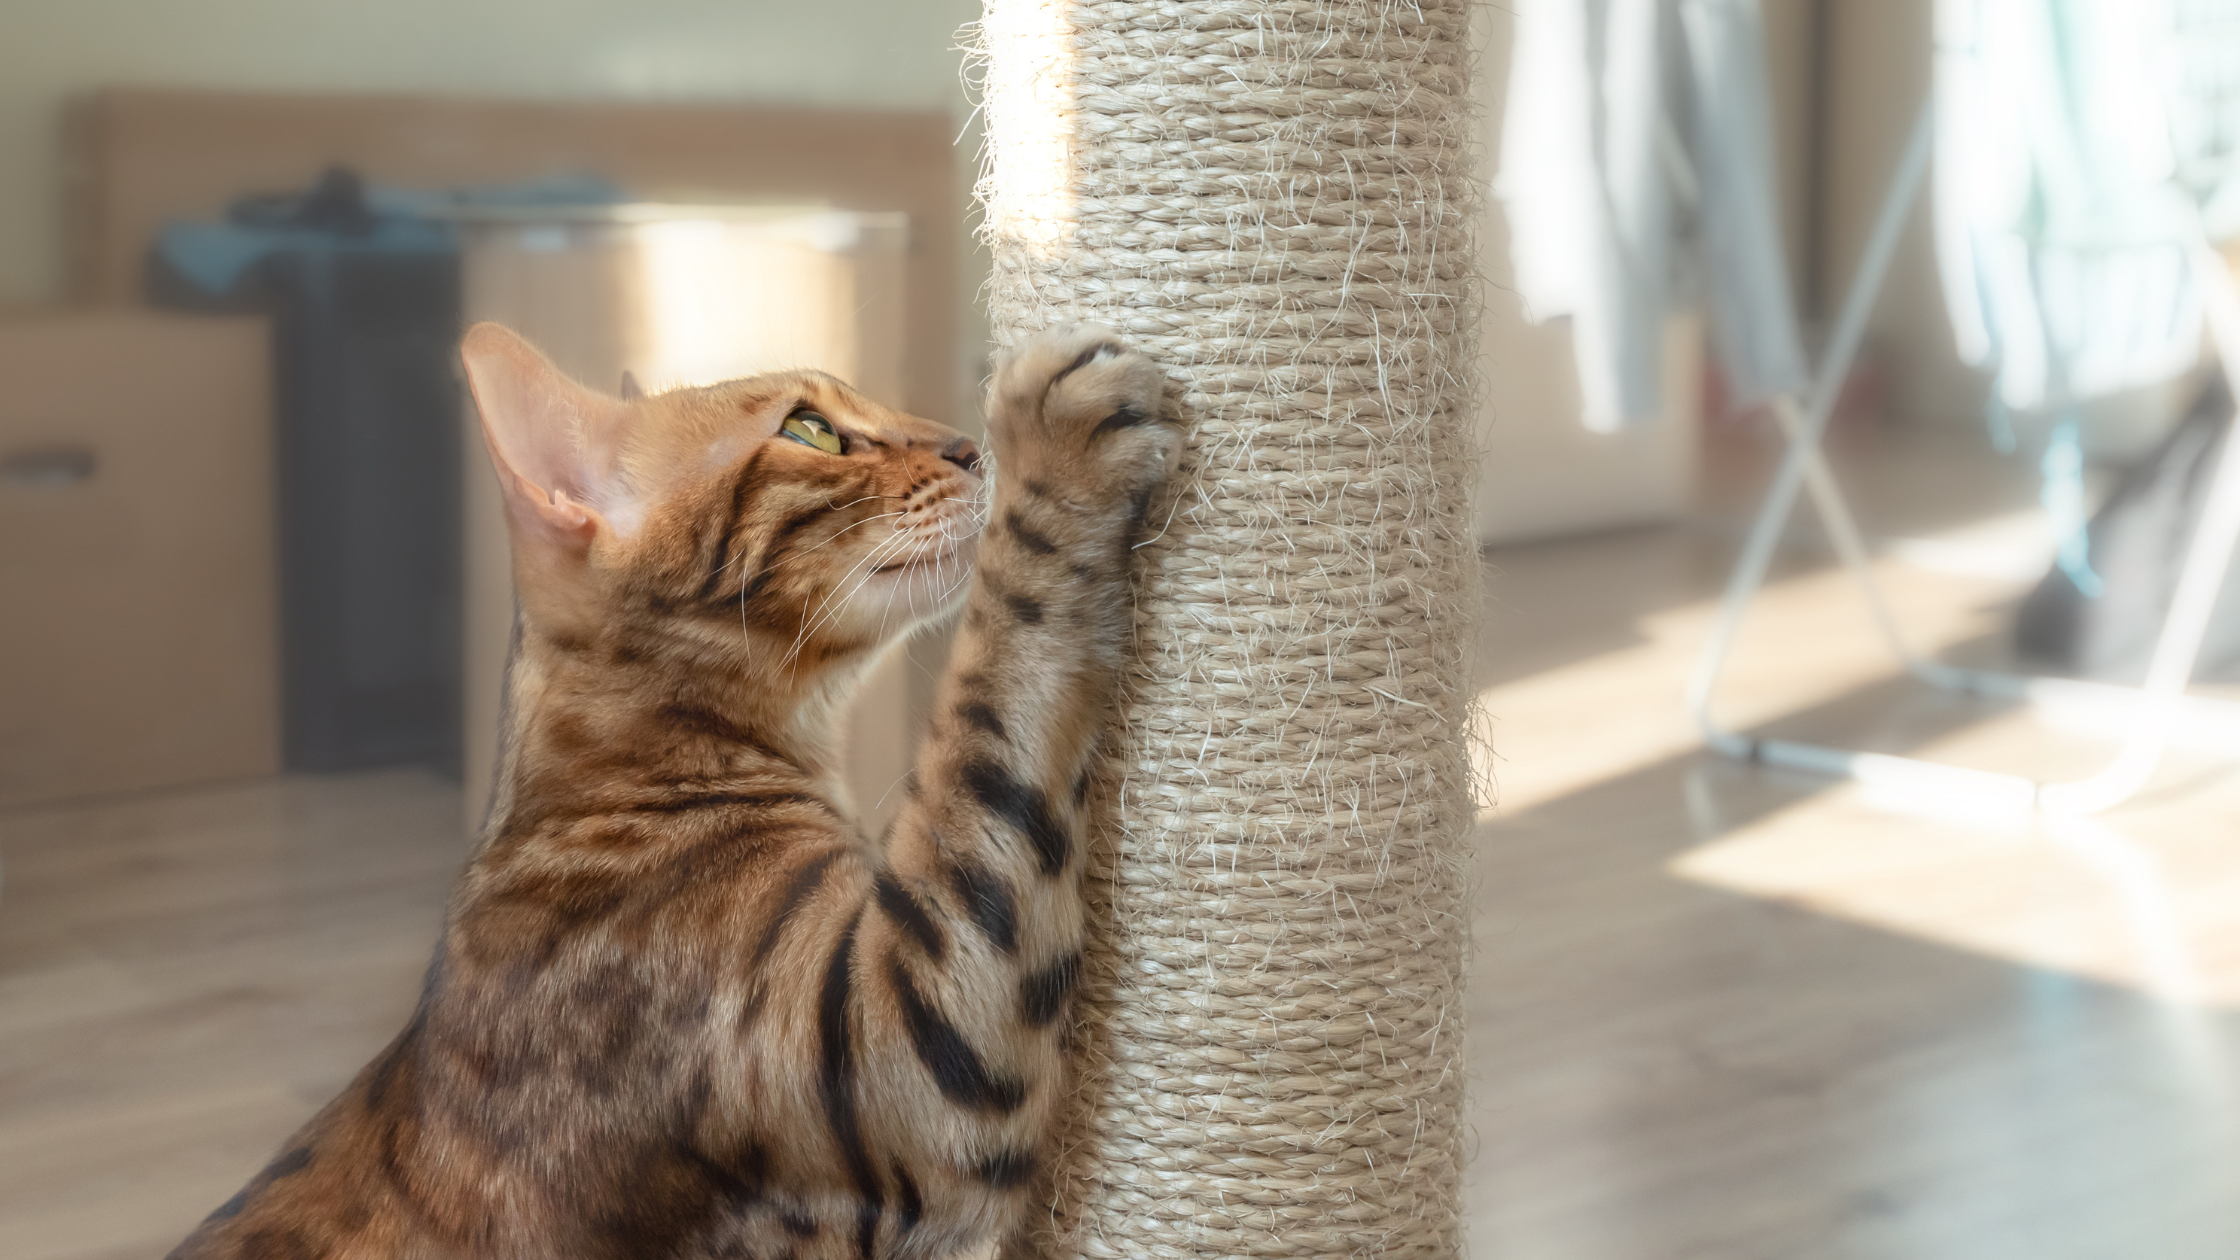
2035;237;2240;813
1689;98;2240;816
1778;393;1930;672
1684;100;1936;751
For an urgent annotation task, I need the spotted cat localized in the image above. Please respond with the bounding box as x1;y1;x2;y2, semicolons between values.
167;321;1180;1260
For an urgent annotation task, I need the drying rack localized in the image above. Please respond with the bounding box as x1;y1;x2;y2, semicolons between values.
1686;101;2240;816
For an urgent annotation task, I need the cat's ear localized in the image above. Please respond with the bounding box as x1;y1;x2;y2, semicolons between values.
460;323;633;550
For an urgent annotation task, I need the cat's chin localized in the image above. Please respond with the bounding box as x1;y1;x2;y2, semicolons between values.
856;534;981;619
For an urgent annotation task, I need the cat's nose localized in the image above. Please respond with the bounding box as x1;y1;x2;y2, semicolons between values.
940;436;981;475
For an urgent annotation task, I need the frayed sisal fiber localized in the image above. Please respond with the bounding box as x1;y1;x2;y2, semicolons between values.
974;3;1481;1257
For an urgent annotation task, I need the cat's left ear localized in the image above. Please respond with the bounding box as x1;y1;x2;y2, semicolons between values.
460;323;635;551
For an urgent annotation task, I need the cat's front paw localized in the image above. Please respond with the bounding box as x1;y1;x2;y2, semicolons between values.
986;325;1182;514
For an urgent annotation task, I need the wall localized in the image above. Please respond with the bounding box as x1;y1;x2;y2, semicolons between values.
0;0;987;377
1718;0;1982;430
1761;0;1816;313
1818;0;1988;428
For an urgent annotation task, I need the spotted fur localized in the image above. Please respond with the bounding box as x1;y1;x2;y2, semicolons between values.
167;324;1179;1260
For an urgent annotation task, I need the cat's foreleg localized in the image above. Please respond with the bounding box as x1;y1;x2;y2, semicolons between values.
861;325;1178;1243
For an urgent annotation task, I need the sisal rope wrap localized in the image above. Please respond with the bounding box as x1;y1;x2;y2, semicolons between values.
975;2;1480;1257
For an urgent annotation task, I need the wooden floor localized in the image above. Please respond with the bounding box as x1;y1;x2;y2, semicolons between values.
7;435;2240;1259
1461;530;2240;1260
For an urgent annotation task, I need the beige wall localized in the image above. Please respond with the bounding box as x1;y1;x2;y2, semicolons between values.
1717;0;1995;430
0;0;986;374
1792;0;1989;427
1761;0;1815;312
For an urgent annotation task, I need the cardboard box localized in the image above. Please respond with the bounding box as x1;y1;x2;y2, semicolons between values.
55;90;961;822
60;89;958;423
0;312;278;807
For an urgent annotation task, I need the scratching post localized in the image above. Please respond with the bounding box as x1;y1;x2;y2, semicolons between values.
978;3;1478;1256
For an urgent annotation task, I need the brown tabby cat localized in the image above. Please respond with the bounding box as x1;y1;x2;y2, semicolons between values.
167;321;1179;1260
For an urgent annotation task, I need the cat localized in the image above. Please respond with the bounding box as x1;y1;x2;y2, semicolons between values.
166;321;1180;1260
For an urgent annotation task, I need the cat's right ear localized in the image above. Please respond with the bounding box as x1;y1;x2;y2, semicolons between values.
460;323;632;553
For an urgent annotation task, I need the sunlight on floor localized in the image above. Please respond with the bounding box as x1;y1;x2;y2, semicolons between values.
1474;548;2009;818
1671;737;2240;1013
1476;508;2240;1016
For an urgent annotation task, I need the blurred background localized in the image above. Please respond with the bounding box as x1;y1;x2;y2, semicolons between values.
3;1;2238;1257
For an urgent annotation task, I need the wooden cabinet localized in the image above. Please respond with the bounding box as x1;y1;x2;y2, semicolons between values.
0;313;279;808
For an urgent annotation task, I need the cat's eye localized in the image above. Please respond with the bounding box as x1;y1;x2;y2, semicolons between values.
780;410;845;455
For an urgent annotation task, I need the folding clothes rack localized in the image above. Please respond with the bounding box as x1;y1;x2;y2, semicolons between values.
1686;102;2240;816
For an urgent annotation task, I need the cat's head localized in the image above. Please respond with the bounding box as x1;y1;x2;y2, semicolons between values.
460;322;982;682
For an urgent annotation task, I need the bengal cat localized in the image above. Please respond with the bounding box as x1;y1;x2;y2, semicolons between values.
167;322;1180;1260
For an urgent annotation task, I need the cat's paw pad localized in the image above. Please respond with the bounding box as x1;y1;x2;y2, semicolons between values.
987;325;1182;505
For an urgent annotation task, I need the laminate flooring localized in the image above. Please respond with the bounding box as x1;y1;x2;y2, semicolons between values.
6;436;2238;1259
1462;528;2240;1260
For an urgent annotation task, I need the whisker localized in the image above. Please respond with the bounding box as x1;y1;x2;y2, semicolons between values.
831;493;906;510
726;510;912;611
707;505;908;610
774;539;885;664
764;511;909;570
781;530;913;675
819;511;976;659
738;485;987;672
789;557;899;675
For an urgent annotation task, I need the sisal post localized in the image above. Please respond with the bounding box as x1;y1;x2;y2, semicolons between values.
977;2;1480;1256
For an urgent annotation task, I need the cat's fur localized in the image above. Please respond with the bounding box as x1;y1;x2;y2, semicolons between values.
167;322;1179;1260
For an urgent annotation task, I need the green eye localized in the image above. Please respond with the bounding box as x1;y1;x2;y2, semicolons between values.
780;411;844;455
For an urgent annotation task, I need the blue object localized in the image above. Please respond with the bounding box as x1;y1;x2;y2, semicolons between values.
2042;412;2106;598
155;169;624;297
1934;0;2235;415
150;166;624;772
